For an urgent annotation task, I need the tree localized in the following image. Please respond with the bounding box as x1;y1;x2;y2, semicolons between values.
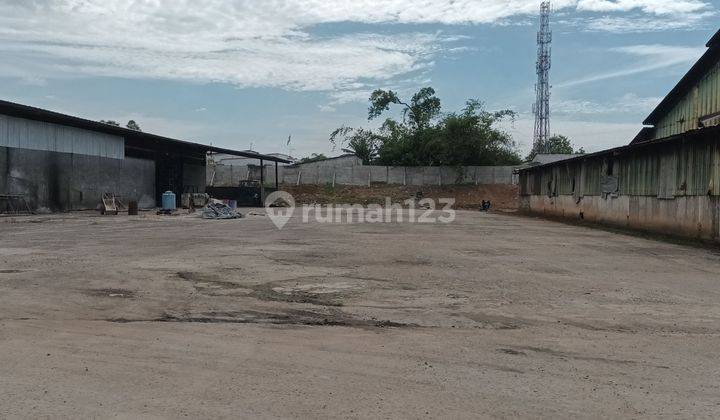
368;87;441;129
432;100;521;166
329;126;378;165
100;120;120;126
526;134;583;161
298;153;328;164
329;87;522;167
126;120;142;131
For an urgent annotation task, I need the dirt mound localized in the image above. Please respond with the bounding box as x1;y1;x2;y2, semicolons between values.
282;184;519;210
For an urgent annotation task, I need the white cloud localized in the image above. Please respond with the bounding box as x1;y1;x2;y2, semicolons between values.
579;12;716;33
556;44;704;88
577;0;709;15
505;114;641;154
317;104;337;113
0;0;714;101
0;1;469;94
555;94;663;115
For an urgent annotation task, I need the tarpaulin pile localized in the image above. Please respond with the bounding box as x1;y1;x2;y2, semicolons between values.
201;202;244;219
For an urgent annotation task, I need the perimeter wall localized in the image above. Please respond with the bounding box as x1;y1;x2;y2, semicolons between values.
209;163;517;187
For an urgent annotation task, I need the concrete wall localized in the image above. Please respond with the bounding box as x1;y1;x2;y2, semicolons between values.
520;194;720;242
0;146;155;211
209;163;516;187
280;165;516;186
290;155;362;171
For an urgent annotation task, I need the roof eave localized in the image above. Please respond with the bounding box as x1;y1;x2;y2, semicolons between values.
0;99;290;163
518;124;720;172
644;29;720;126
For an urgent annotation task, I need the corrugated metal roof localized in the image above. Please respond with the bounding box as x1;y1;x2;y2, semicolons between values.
630;127;654;145
644;28;720;126
0;99;291;163
518;124;720;172
532;154;577;165
707;29;720;48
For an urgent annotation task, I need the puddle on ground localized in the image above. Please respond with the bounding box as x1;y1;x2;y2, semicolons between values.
250;278;366;307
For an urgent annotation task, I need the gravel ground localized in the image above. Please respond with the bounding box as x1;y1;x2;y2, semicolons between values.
1;209;719;418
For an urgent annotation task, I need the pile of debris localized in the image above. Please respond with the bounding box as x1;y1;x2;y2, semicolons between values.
201;202;244;220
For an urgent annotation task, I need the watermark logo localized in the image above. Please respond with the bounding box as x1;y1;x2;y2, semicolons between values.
264;191;456;230
264;190;296;230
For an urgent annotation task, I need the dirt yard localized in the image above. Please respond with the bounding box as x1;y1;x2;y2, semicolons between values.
283;184;519;210
1;209;719;418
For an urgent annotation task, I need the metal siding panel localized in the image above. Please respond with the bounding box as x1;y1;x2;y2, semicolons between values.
0;115;7;147
655;59;720;139
8;117;25;148
56;125;73;154
98;134;106;157
1;114;124;159
25;120;37;149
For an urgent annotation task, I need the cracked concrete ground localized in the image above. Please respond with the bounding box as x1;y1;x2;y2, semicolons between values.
1;210;720;418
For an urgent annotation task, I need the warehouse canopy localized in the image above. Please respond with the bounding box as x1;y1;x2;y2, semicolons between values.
0;99;290;163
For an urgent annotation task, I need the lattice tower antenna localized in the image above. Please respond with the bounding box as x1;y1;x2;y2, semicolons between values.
533;1;552;153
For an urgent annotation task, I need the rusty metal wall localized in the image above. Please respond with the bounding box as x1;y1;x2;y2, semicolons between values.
654;58;720;139
520;136;720;199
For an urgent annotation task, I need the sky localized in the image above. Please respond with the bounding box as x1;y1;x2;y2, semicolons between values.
0;0;717;158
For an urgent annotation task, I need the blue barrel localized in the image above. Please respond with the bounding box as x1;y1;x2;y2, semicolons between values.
161;191;176;210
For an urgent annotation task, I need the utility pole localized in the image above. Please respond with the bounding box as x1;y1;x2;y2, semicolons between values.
533;1;552;153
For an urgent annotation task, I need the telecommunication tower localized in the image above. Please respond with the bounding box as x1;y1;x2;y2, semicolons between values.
533;1;552;152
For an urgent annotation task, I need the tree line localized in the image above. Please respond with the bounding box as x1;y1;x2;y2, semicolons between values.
99;120;142;131
313;87;583;166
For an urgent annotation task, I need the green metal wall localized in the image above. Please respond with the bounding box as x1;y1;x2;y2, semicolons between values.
654;58;720;139
519;136;720;198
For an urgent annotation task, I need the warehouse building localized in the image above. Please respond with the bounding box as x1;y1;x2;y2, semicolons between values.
518;29;720;242
0;100;288;212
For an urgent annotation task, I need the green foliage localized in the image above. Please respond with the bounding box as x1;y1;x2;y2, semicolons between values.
369;87;441;129
322;182;336;195
126;120;142;131
329;126;379;165
331;87;522;167
298;153;328;164
526;134;584;161
100;119;142;132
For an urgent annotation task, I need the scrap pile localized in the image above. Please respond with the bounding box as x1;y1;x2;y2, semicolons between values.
201;202;244;219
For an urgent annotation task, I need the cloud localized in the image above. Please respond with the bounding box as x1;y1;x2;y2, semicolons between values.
556;44;704;88
505;114;641;153
0;31;448;91
0;0;714;100
576;0;709;15
0;1;469;95
578;12;716;33
317;104;337;113
554;93;663;116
